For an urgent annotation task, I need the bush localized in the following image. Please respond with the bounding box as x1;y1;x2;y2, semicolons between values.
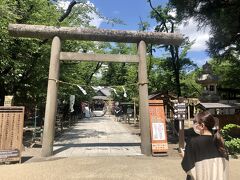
221;124;240;155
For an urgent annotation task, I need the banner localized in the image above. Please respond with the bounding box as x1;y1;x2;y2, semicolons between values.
69;95;75;113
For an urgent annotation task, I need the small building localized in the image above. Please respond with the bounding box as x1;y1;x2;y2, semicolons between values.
195;102;240;115
91;87;113;116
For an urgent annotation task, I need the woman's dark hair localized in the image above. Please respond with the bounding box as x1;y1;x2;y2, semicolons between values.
195;111;228;157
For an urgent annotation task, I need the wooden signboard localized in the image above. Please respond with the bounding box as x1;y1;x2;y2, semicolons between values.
0;106;25;163
4;96;14;107
149;100;168;155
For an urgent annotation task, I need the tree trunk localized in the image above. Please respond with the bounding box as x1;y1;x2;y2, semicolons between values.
170;45;181;97
86;62;102;84
0;82;6;105
175;46;181;97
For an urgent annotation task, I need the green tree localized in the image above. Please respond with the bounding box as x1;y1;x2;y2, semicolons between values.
147;0;196;97
148;57;175;93
169;0;240;60
181;70;202;98
100;43;138;101
0;0;102;106
210;59;240;89
0;0;60;105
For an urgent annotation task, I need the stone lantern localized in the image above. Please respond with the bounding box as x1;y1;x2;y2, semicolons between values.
196;62;220;102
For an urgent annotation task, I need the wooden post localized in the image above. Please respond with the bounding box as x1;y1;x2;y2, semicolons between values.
179;120;185;150
138;41;151;156
176;99;186;150
165;104;168;119
193;104;196;115
133;98;136;125
188;102;191;128
42;36;61;157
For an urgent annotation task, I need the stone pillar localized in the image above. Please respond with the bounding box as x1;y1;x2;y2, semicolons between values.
138;40;151;156
42;36;61;157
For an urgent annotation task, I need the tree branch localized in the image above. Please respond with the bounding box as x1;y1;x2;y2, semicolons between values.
86;62;103;84
148;0;168;33
58;0;77;22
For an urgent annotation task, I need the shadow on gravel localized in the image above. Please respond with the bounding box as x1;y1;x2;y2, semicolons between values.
53;142;141;155
55;129;108;141
78;117;108;123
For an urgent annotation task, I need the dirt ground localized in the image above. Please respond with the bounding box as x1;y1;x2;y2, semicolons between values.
1;155;240;180
1;117;239;179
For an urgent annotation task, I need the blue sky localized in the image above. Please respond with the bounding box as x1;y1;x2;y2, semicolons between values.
59;0;211;67
90;0;168;30
89;0;210;67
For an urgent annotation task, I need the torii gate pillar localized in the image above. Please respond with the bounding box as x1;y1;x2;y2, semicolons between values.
41;36;61;157
138;41;151;155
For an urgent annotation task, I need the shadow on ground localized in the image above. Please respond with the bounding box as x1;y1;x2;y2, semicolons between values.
55;128;108;141
53;142;141;154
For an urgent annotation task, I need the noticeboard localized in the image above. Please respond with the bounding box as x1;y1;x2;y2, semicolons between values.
149;100;168;155
0;106;24;163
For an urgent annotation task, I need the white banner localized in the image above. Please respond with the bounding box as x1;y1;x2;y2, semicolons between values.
122;86;127;97
69;95;75;113
77;85;87;95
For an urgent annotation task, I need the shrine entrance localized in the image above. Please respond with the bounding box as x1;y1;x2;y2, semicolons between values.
8;23;183;157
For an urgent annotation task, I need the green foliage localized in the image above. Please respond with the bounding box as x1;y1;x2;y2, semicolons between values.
221;124;240;140
0;0;104;107
210;59;240;89
221;124;240;155
225;139;240;155
56;1;93;27
101;43;138;102
0;0;201;112
0;0;60;105
147;0;197;97
0;0;131;111
148;57;175;93
169;0;240;60
181;70;202;97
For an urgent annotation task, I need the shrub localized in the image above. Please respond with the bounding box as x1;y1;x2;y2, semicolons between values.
221;124;240;155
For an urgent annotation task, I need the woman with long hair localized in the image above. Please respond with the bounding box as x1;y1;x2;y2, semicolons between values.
181;111;229;180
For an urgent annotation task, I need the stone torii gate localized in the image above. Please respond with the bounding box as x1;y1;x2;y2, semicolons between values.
8;24;184;157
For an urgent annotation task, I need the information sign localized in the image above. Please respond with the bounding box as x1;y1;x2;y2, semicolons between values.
149;100;168;155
